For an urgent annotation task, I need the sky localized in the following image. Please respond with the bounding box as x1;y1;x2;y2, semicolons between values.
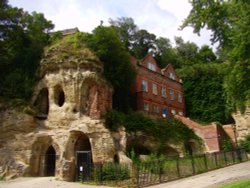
8;0;215;49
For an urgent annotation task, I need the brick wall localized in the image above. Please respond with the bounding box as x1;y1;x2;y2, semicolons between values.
131;54;185;118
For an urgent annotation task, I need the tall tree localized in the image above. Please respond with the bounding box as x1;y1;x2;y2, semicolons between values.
131;29;156;59
109;17;138;51
0;1;54;100
84;26;136;112
154;37;178;68
181;0;250;111
175;37;199;65
198;45;217;63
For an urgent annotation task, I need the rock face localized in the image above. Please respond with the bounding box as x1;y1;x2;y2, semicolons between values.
233;107;250;140
0;36;131;180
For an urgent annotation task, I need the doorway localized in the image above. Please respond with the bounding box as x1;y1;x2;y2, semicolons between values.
45;146;56;176
74;133;92;181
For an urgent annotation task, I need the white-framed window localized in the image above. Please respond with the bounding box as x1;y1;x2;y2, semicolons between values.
178;93;182;103
143;103;149;111
178;111;183;116
170;90;175;100
171;109;176;115
169;72;176;80
142;80;148;92
161;87;167;98
152;83;158;95
148;62;156;71
152;105;159;113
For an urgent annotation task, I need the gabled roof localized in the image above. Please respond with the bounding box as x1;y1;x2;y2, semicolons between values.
139;53;161;73
131;53;182;83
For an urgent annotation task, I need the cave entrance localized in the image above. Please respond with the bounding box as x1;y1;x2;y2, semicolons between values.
45;145;56;176
74;133;92;181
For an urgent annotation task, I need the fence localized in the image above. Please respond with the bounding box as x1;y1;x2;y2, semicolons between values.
77;149;248;187
135;149;248;187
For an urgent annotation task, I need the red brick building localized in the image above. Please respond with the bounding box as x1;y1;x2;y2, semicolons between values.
131;53;185;118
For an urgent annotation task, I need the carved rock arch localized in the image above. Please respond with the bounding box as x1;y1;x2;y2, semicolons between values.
29;135;60;177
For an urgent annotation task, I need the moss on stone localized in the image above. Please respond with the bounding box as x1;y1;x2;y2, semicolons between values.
41;33;102;74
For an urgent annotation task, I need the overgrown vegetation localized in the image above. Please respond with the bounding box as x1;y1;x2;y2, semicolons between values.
0;0;54;101
239;134;250;153
93;163;130;181
105;109;201;153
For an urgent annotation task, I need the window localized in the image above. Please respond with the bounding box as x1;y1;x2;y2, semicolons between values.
153;105;159;113
148;62;156;71
161;87;167;98
142;80;148;92
152;83;158;95
169;72;176;80
143;103;149;111
170;90;175;100
178;93;182;103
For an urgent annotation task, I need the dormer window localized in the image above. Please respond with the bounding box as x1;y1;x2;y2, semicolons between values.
148;62;156;71
169;72;175;80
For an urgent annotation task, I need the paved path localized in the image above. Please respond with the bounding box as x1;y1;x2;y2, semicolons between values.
149;161;250;188
1;161;250;188
0;177;111;188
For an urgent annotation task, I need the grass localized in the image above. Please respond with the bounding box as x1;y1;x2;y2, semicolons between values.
219;179;250;188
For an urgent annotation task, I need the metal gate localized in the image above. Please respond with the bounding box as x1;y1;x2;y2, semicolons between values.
76;151;92;181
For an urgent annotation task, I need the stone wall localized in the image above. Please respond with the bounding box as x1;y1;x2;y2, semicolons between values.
233;107;250;141
0;36;131;180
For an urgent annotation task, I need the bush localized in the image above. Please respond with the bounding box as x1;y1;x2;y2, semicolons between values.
94;163;130;181
105;109;125;131
239;134;250;152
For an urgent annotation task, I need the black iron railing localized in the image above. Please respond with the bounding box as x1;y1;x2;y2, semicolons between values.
77;149;248;187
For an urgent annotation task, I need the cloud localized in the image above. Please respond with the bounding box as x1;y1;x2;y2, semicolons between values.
8;0;214;49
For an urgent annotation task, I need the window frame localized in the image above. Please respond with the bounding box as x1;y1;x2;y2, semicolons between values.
161;87;167;98
152;83;158;95
142;80;148;92
170;89;175;100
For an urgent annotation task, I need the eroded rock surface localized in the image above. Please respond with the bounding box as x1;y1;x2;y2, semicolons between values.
0;35;131;180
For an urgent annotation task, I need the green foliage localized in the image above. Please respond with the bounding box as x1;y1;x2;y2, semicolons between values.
105;110;200;150
104;109;125;131
0;1;54;101
94;163;130;181
177;63;233;124
239;134;250;153
84;26;136;112
221;138;233;152
219;179;250;188
182;0;250;111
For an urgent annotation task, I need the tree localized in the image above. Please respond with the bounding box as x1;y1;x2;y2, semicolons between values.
181;0;250;111
109;17;138;51
0;1;54;100
177;63;232;124
198;45;217;63
84;26;136;112
130;29;156;59
154;37;178;68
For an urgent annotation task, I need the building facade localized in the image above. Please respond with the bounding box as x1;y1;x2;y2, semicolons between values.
131;53;185;118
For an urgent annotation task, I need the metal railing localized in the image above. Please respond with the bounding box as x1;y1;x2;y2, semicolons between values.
77;149;248;187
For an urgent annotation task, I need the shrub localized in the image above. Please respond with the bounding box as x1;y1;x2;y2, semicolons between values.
105;109;125;131
239;134;250;152
94;163;130;181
